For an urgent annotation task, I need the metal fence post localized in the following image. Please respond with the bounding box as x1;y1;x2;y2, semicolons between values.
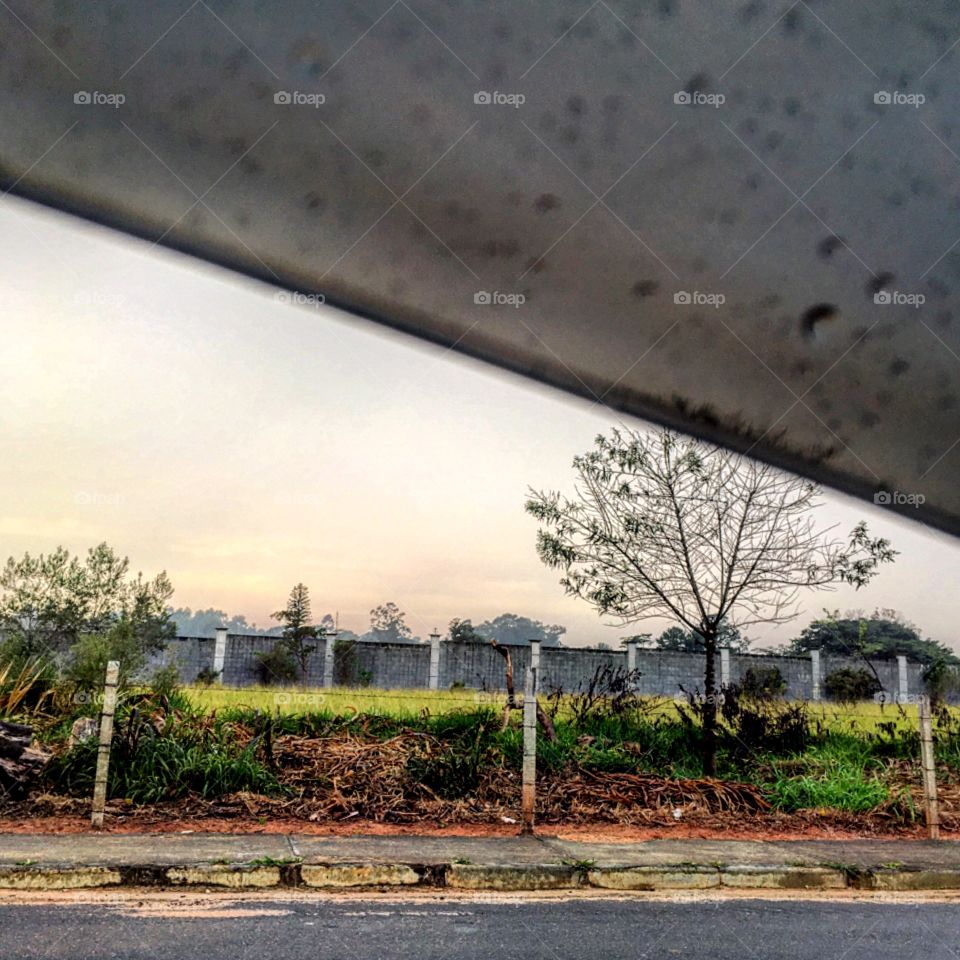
90;660;120;829
810;650;821;701
918;695;940;840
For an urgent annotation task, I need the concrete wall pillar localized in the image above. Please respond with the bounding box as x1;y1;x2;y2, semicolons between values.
428;631;441;690
529;639;541;692
625;639;637;674
720;647;730;687
811;649;821;701
322;631;335;688
213;627;227;680
898;655;909;702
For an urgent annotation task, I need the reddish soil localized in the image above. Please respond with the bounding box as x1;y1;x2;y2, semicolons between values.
0;810;952;841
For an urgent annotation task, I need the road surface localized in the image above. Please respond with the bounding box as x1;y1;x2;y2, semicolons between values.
2;892;959;959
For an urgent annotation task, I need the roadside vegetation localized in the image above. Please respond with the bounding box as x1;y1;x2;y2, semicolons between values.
3;647;958;828
0;420;949;832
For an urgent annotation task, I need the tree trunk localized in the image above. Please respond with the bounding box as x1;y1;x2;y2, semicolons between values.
702;629;718;777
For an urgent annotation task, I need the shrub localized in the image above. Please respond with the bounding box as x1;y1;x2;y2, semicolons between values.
195;665;221;687
824;667;881;703
333;637;363;686
765;742;889;812
923;657;959;706
0;654;56;718
738;666;786;700
149;662;182;701
255;643;298;685
718;684;809;762
64;622;146;694
558;664;644;724
47;704;279;803
406;714;496;799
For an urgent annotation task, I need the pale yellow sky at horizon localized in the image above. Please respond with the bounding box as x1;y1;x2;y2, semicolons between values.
2;195;959;649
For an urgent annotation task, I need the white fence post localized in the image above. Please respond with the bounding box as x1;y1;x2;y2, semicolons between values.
918;696;940;840
720;648;730;687
428;630;441;690
213;627;227;680
521;640;541;835
529;638;541;676
810;650;821;702
898;655;909;703
91;660;120;829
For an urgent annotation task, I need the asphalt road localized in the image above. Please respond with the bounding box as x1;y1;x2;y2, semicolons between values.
3;894;960;960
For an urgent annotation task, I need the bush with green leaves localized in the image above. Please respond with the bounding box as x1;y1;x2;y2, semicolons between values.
923;657;959;706
64;622;146;694
764;740;889;812
46;699;279;803
824;667;882;703
738;666;786;700
255;643;299;685
195;665;221;687
149;662;182;701
333;637;362;686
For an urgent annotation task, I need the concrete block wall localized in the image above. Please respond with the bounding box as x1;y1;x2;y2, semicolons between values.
350;641;431;689
153;634;925;700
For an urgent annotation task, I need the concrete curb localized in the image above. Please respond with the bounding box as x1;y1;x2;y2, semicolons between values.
2;859;960;892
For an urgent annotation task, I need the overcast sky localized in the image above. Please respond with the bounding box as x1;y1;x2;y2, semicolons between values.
2;194;959;649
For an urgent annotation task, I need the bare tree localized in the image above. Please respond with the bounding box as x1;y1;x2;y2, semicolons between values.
525;428;897;774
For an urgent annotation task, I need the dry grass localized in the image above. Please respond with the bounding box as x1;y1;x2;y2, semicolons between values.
0;659;52;718
237;729;769;823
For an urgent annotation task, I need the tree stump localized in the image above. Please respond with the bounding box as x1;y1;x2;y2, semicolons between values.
0;721;50;800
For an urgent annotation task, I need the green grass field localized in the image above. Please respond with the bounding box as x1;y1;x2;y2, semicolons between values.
184;683;936;734
186;684;508;718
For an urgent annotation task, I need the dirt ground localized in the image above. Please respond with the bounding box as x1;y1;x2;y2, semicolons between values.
0;806;952;841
